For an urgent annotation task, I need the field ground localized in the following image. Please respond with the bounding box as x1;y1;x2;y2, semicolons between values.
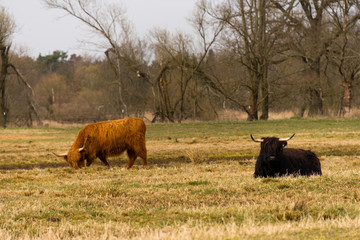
1;119;360;239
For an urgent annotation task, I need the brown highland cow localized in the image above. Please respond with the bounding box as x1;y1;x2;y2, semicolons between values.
53;118;147;169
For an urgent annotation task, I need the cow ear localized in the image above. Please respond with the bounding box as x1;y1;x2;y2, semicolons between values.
281;141;287;147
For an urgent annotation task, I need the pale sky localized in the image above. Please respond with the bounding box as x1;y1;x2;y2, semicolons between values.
0;0;201;58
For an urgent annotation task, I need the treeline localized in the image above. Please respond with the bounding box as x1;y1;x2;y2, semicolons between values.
2;0;360;126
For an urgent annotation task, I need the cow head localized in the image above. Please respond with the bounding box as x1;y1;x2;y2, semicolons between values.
52;138;88;169
251;134;295;162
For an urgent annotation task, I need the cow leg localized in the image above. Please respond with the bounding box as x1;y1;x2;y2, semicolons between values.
138;150;147;167
86;158;95;167
126;149;137;169
98;154;110;168
134;141;147;167
86;152;97;167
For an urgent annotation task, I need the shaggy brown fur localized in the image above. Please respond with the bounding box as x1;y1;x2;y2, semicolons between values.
54;118;147;169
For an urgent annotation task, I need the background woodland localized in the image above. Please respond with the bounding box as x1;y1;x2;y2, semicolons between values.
1;0;360;126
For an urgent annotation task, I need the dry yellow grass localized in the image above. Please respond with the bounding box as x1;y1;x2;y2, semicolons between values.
1;119;360;239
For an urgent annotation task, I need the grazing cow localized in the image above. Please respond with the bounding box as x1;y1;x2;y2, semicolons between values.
53;118;147;169
251;133;321;178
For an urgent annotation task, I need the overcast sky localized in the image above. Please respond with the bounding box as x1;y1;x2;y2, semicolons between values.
0;0;201;58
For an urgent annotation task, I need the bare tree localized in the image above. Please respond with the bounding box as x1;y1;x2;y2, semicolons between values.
149;28;222;122
195;0;286;120
135;7;225;123
45;0;225;122
44;0;147;117
270;0;360;116
0;7;15;123
326;0;360;116
0;7;40;127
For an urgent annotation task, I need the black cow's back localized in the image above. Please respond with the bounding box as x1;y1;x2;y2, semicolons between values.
278;148;322;176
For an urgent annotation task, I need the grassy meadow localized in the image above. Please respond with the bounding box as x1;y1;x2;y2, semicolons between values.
1;119;360;239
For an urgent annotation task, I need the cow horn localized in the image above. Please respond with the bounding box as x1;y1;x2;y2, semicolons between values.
52;152;67;157
279;133;295;141
78;137;88;152
250;134;263;142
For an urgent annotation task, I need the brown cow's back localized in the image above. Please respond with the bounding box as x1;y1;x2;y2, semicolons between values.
79;118;145;155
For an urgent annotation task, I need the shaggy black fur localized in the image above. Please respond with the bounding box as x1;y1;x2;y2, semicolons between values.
254;137;322;178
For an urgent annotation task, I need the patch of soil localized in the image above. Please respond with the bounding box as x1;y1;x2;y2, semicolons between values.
0;162;69;170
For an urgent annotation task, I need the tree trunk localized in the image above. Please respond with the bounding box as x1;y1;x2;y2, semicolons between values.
0;46;9;115
248;87;259;121
157;74;174;122
260;69;269;120
104;48;128;117
307;59;324;116
1;46;42;127
308;88;323;116
259;0;268;120
178;67;185;123
260;93;269;120
340;81;352;117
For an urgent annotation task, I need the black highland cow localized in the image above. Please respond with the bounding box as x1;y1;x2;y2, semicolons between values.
251;134;322;178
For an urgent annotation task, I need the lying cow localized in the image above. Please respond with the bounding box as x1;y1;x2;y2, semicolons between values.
53;118;147;169
251;133;321;177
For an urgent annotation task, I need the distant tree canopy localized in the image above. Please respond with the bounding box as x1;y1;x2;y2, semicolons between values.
37;51;68;69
